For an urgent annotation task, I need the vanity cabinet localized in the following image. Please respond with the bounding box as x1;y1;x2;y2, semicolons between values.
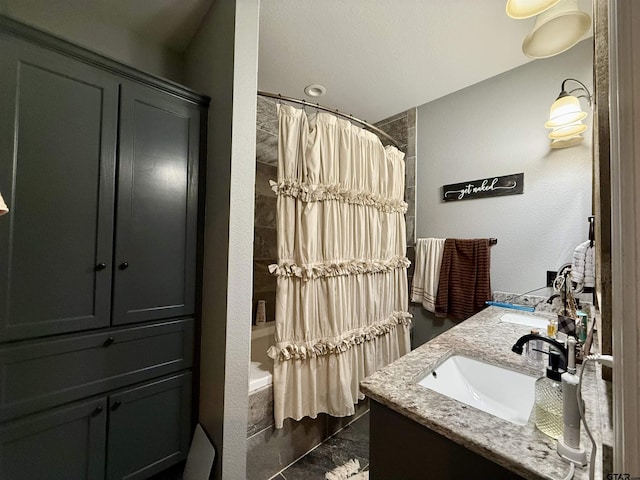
369;400;524;480
0;17;207;480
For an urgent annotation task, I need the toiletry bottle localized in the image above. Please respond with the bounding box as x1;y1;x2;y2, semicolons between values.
255;300;266;325
547;316;557;338
525;329;544;367
576;311;588;344
534;349;564;439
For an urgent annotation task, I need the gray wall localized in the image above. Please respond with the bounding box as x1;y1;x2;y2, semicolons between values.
1;0;184;82
416;39;593;296
184;1;260;478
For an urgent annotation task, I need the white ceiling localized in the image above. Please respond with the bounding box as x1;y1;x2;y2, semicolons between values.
4;0;593;123
258;0;593;122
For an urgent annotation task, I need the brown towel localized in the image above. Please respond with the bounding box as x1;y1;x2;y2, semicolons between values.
434;239;491;321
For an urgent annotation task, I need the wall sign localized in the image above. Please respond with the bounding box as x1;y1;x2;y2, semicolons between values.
442;172;524;202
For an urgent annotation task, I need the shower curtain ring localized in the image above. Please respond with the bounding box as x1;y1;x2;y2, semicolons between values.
277;93;282;105
301;99;306;111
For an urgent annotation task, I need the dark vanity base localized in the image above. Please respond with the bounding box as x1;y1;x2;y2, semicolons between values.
369;400;524;480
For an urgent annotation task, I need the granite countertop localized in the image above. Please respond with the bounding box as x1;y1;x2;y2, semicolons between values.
360;306;608;480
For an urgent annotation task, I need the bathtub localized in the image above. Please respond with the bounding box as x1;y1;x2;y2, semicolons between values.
249;322;275;392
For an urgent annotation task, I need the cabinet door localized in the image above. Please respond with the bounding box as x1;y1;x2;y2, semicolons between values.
0;35;118;341
106;372;192;480
113;82;201;325
0;397;107;480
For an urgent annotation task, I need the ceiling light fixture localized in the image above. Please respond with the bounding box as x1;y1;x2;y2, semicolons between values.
545;78;592;149
506;0;560;19
304;84;326;97
521;0;591;59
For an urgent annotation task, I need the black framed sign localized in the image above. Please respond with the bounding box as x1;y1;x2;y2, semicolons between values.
442;172;524;202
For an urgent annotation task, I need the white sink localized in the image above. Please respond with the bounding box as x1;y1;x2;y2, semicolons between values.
417;355;536;425
499;312;549;330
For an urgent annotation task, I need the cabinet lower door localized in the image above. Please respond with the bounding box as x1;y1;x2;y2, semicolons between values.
0;397;107;480
113;82;201;326
106;372;192;480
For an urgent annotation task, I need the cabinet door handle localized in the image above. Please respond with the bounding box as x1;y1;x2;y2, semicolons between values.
103;337;115;347
95;263;107;271
119;262;129;270
92;406;103;417
111;400;122;411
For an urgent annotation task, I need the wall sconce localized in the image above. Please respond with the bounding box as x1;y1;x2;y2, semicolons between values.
506;0;591;59
506;0;560;19
0;192;8;216
545;78;592;149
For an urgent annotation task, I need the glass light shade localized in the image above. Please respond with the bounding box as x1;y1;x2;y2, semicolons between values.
545;95;587;128
522;0;591;59
506;0;560;19
548;121;587;139
0;192;8;216
550;135;584;149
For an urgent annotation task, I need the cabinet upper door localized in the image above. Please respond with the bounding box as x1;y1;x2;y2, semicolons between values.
113;82;201;325
0;36;118;341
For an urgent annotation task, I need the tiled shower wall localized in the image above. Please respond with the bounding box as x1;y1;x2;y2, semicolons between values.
374;108;418;283
253;97;279;324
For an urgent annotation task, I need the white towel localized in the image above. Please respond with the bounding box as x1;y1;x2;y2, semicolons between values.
411;238;446;313
0;192;7;216
570;240;595;288
584;243;595;288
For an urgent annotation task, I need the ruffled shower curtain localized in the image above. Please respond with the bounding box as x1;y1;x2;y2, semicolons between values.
267;105;411;428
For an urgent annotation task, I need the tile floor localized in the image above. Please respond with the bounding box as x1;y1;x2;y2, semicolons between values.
269;412;370;480
150;411;370;480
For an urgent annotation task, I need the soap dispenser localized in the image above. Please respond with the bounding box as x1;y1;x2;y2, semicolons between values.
534;349;564;439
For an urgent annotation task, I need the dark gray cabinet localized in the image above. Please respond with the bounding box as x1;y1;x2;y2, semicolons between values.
0;32;202;342
107;373;192;480
369;400;523;480
113;83;200;326
0;397;107;480
0;318;194;422
0;35;118;342
0;373;192;480
0;17;206;480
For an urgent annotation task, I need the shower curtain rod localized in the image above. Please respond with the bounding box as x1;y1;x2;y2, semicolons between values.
257;90;402;149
